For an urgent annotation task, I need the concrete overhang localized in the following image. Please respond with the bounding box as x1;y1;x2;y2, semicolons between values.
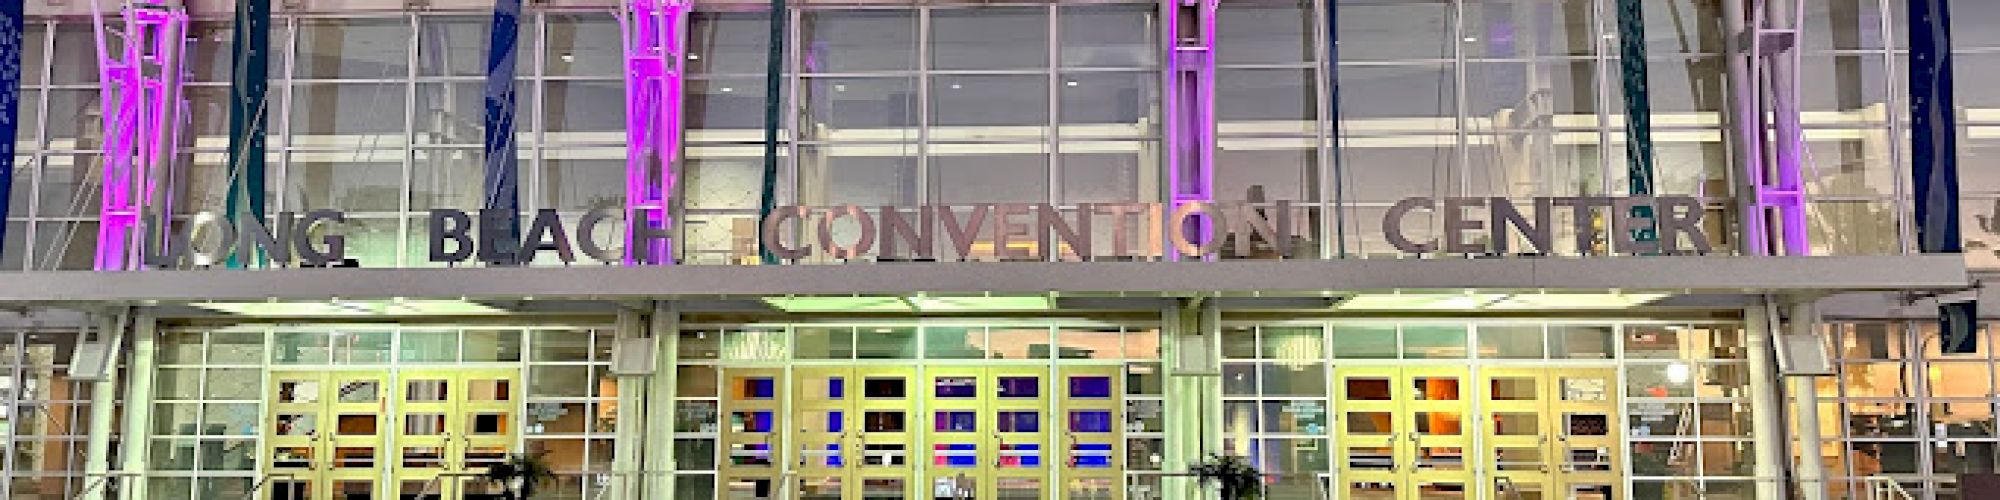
0;255;1969;304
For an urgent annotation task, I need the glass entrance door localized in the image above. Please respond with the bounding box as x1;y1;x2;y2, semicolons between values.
922;366;1053;500
392;368;521;500
1056;366;1124;500
1478;367;1622;500
266;371;389;500
794;366;918;499
721;368;785;499
1332;366;1473;500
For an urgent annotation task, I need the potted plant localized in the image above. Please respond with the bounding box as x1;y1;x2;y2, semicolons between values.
1190;453;1263;500
480;452;556;500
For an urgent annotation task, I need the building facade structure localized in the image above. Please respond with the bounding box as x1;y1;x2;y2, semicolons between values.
0;0;1993;499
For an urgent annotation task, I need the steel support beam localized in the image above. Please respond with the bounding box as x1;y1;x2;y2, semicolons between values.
1723;0;1811;256
620;0;690;265
1163;0;1217;258
91;0;188;270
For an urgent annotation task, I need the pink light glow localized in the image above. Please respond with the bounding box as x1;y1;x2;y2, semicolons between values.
619;0;690;265
93;1;187;270
1163;0;1218;260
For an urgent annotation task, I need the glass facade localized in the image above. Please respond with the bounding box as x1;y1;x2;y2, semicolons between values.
0;0;1978;269
0;0;1991;500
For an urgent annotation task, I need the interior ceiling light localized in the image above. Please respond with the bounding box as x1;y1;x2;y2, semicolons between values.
1336;292;1668;311
192;299;505;317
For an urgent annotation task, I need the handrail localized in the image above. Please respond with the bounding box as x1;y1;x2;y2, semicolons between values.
238;472;299;500
1866;476;1916;500
412;471;489;500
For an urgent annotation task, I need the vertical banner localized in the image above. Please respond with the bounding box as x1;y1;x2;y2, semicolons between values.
0;0;23;264
757;0;788;264
1615;0;1658;244
484;0;524;263
1911;0;1961;254
1324;0;1344;257
224;0;271;267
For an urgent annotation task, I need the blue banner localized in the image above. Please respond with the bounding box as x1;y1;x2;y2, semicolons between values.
225;0;272;267
483;0;523;264
1911;0;1962;253
0;0;24;264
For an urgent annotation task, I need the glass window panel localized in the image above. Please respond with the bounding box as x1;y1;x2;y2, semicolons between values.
1216;1;1313;64
208;330;266;364
1128;363;1164;395
1260;363;1327;396
35;153;102;217
798;147;918;206
401;330;458;362
1808;200;1902;256
688;77;769;135
1261;327;1324;360
1222;363;1257;396
856;327;918;359
1478;325;1545;359
801;76;917;142
800;11;917;72
1061;146;1154;204
689;13;770;75
289;82;408;148
272;332;333;364
1844;401;1918;439
0;221;24;272
1933;402;1998;438
463;329;523;362
1056;328;1123;360
412;83;491;147
931;75;1049;134
1334;1;1450;61
1849;442;1921;474
930;7;1046;70
1463;0;1597;58
545;14;621;77
1402;325;1468;359
1059;72;1158;138
156;368;202;400
293;19;407;79
205;368;260;399
1215;147;1317;203
1217;68;1315;127
1466;60;1598;120
329;331;391;364
542;81;627;142
925;327;986;360
282;151;403;212
1929;362;1995;398
531;365;594;398
1341;140;1456;203
1222;327;1258;359
154;403;200;436
1626;363;1694;398
1260;400;1328;435
205;403;259;436
678;365;719;398
929;150;1049;205
1552;324;1615;359
1060;5;1155;68
795;327;855;359
1330;325;1397;359
418;17;514;77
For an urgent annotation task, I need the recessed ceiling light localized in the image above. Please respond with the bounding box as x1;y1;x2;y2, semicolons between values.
560;53;575;63
720;87;734;93
950;83;962;89
1064;80;1079;87
688;53;701;60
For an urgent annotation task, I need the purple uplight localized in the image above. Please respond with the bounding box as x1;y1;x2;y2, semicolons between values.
92;1;188;270
1163;0;1218;260
619;0;691;265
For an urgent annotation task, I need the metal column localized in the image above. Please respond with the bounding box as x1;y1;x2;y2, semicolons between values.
611;308;651;498
1744;300;1787;500
79;310;130;500
90;0;188;270
643;301;681;497
1163;0;1217;255
619;0;690;265
1722;0;1811;256
1162;298;1220;500
114;312;157;500
1787;300;1828;500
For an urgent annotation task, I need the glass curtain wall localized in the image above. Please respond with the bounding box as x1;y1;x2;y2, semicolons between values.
0;1;1929;267
670;322;1163;499
1818;321;2000;500
148;325;618;500
1219;320;1752;499
0;329;98;500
